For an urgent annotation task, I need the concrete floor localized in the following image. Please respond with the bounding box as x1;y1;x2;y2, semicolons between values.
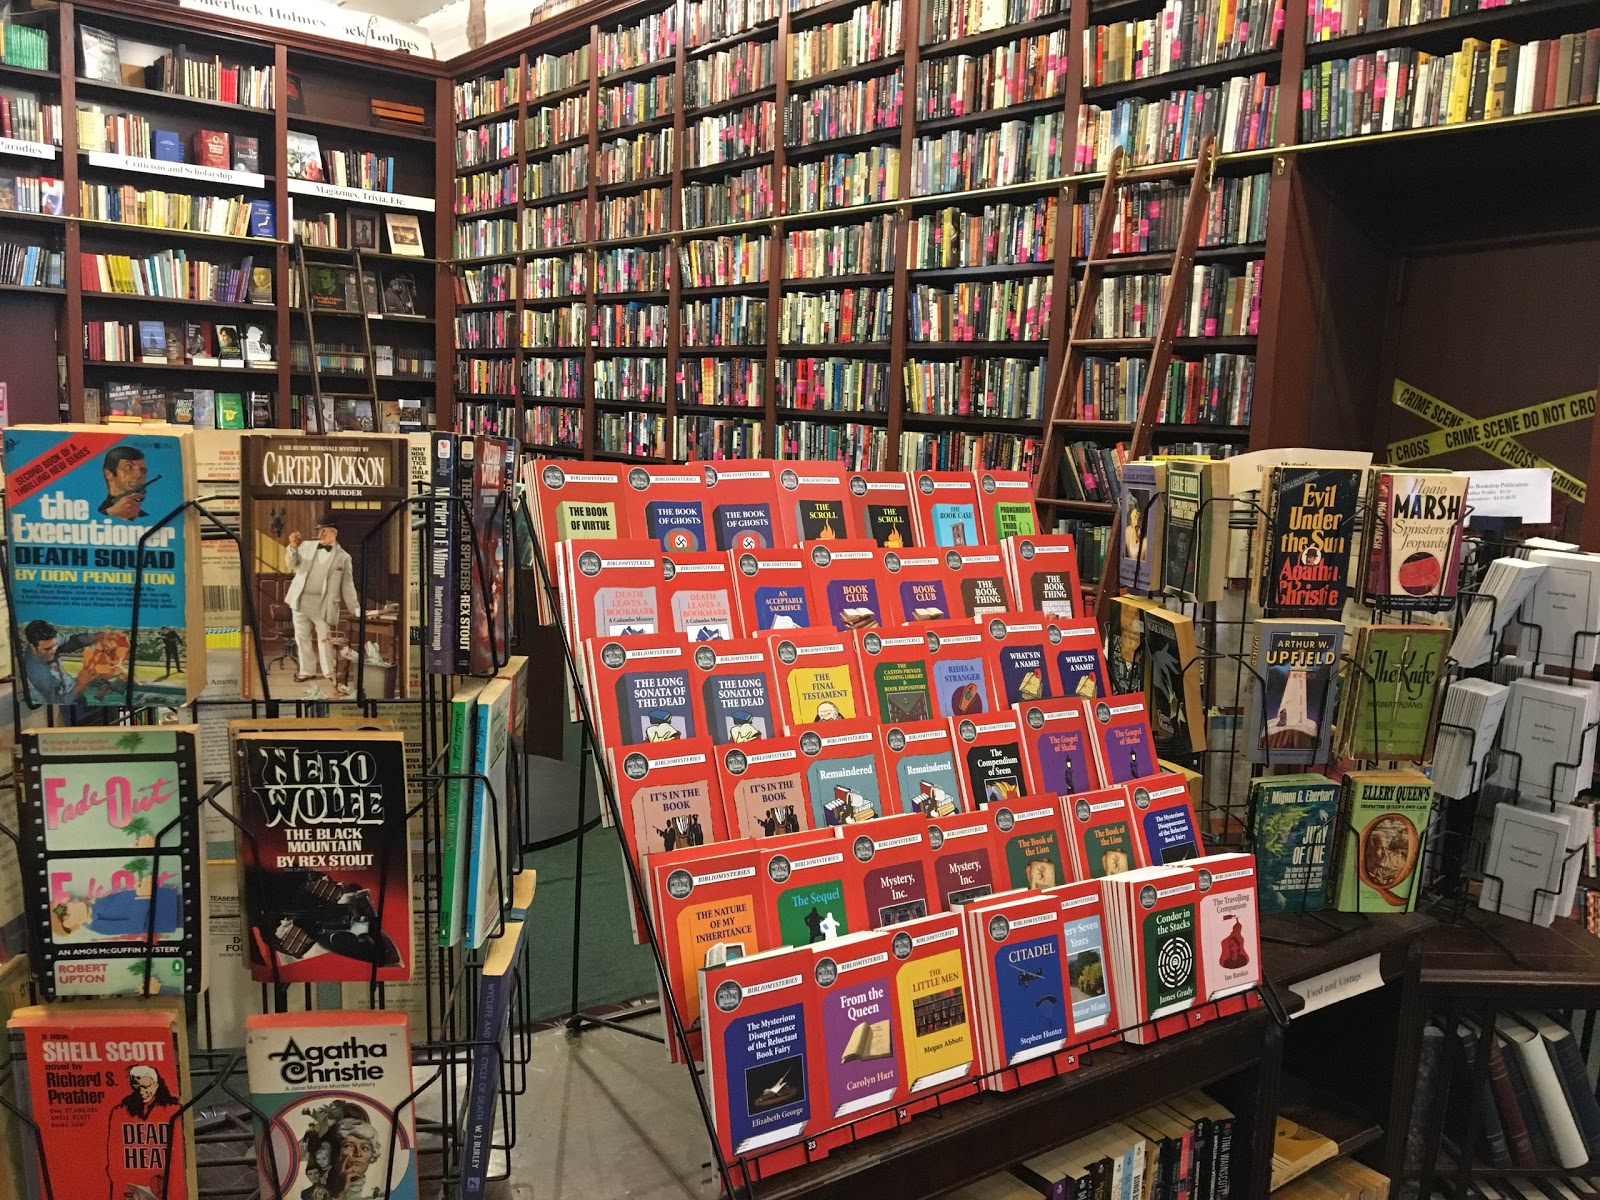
506;1012;723;1200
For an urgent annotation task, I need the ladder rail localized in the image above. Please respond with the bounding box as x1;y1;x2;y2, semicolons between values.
352;246;383;429
292;238;327;435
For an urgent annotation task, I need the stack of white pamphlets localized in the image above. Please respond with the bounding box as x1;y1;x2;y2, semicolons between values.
1520;549;1600;674
1432;678;1510;798
1497;676;1600;804
1479;801;1593;925
1450;557;1546;668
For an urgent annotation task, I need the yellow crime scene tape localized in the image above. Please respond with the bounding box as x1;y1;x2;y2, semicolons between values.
1386;380;1589;504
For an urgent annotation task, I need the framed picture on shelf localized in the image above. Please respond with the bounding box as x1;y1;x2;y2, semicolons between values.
381;272;417;316
348;209;380;250
361;271;381;315
385;213;424;256
285;131;324;182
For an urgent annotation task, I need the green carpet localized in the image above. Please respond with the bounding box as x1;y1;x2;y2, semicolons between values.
523;824;659;1021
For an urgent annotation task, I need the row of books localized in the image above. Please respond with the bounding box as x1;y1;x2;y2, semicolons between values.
80;250;269;303
79;111;258;175
527;252;588;297
1076;74;1280;169
289;341;434;378
139;44;275;108
456;214;519;258
0;238;62;288
526;402;586;449
599;187;669;239
527;95;589;150
89;383;270;427
785;145;900;211
1307;0;1528;42
918;0;1064;46
458;355;517;394
901;427;1037;471
526;355;586;397
1300;30;1600;141
525;198;587;249
904;354;1047;419
915;31;1069;123
289;140;402;193
599;73;676;131
908;276;1053;343
679;411;767;458
910;112;1065;196
909;198;1056;269
78;183;274;238
0;88;60;146
454;307;515;350
686;98;777;167
599;9;678;77
782;285;894;342
0;170;62;213
779;417;889;468
785;66;903;147
0;21;47;70
454;64;519;119
787;0;904;82
598;408;672;454
686;162;775;224
596;129;666;188
456;118;516;171
682;231;769;285
522;303;589;348
1058;517;1110;582
595;299;670;346
682;355;767;406
86;318;271;366
599;243;669;291
1073;352;1256;425
686;0;781;49
780;355;892;411
686;294;769;344
596;353;671;402
1056;439;1126;503
1072;173;1271;254
685;38;776;111
527;145;589;197
786;213;897;276
1082;0;1287;87
531;45;591;99
454;162;517;214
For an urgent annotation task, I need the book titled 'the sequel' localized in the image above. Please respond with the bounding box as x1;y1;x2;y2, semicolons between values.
3;425;205;707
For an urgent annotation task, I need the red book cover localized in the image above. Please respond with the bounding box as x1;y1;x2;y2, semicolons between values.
927;808;999;908
1019;697;1100;795
662;548;740;640
729;546;823;633
1126;770;1203;867
908;470;981;547
846;811;937;928
880;546;958;622
990;793;1071;891
1087;695;1160;786
559;539;664;645
1064;786;1138;880
879;719;964;816
716;735;812;839
938;544;1016;618
704;461;782;551
923;619;1004;719
807;928;901;1140
650;839;764;1062
796;718;893;827
584;632;705;760
530;460;631;564
192;127;230;168
1101;864;1201;1043
7;1006;195;1200
1047;618;1112;700
855;627;936;723
888;911;979;1113
621;463;712;551
1192;852;1260;1001
690;636;784;743
847;470;917;547
980;612;1054;705
806;540;892;632
757;827;855;947
1055;879;1116;1042
974;469;1042;540
617;736;730;898
776;462;851;546
768;626;871;726
951;711;1030;812
1003;535;1086;621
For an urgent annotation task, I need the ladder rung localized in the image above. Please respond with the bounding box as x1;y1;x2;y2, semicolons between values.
1085;252;1174;270
1116;159;1204;184
1071;338;1154;352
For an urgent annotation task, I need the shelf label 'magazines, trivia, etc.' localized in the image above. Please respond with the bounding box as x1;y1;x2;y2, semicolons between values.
3;425;205;707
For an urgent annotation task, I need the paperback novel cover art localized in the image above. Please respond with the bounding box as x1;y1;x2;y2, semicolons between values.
702;950;813;1158
797;721;889;827
858;629;936;722
910;471;980;547
706;464;779;551
889;913;974;1096
239;434;410;701
881;548;954;623
1251;774;1338;915
925;622;998;719
975;470;1039;540
879;720;962;817
663;550;737;640
1334;770;1435;912
953;714;1028;811
246;1011;417;1200
1019;698;1097;796
1338;624;1449;761
1362;470;1468;612
813;932;900;1119
18;727;204;997
623;463;709;550
234;730;413;983
1258;466;1361;617
979;895;1070;1071
777;464;849;545
808;541;887;632
4;425;204;707
1247;620;1343;766
692;639;781;744
1057;882;1113;1036
730;548;819;633
851;815;934;927
1004;535;1083;621
1193;853;1260;1000
847;471;916;548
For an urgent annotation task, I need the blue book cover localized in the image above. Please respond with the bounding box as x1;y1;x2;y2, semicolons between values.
930;503;978;547
896;574;951;621
647;499;706;550
459;917;526;1198
714;503;774;551
931;657;990;718
991;926;1068;1064
702;670;777;743
888;740;960;817
615;667;699;742
716;991;810;1155
3;426;202;707
801;742;885;827
1251;773;1339;914
152;130;184;162
1055;645;1109;699
247;198;276;237
994;642;1049;705
753;584;811;629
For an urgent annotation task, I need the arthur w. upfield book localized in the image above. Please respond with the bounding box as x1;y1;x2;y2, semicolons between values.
246;1011;418;1200
4;425;205;707
18;727;205;998
1246;619;1343;766
1257;466;1360;617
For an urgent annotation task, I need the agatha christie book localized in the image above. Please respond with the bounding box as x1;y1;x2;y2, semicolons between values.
849;813;935;927
239;433;411;700
1048;618;1112;701
1333;770;1434;913
952;712;1029;811
847;470;917;548
1361;469;1468;612
797;720;891;828
1118;461;1165;596
1192;853;1260;1001
4;425;205;707
856;628;936;722
990;794;1069;891
909;470;980;547
622;463;709;550
880;548;956;622
889;912;976;1101
1250;773;1338;915
1245;619;1344;766
927;809;997;907
1162;460;1230;604
807;540;889;632
663;550;738;640
777;463;850;545
1087;696;1159;785
982;614;1053;705
1139;606;1209;758
878;720;963;817
17;726;204;997
1019;698;1099;796
717;737;811;838
1003;535;1084;621
246;1011;417;1200
8;1004;197;1200
691;637;782;744
1126;771;1202;866
1337;624;1449;761
233;729;413;982
974;469;1040;540
941;546;1015;618
1065;786;1137;880
809;929;901;1123
705;463;780;551
1257;465;1361;617
1057;880;1115;1038
924;619;1002;719
729;547;821;632
768;627;869;726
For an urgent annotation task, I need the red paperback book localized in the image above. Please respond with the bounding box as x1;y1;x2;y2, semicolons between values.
989;793;1071;891
847;470;918;547
756;826;855;947
1003;535;1085;621
923;619;1004;719
729;546;823;633
908;470;981;547
1126;770;1203;867
775;462;851;546
662;548;741;639
704;461;782;551
584;632;705;761
1086;695;1160;786
807;928;901;1142
768;626;872;726
1055;878;1117;1043
888;910;980;1113
1063;785;1138;880
716;734;812;839
880;546;959;622
621;463;713;551
939;545;1017;618
1045;618;1112;701
615;737;729;943
980;612;1055;705
806;539;892;632
927;808;999;908
973;469;1042;541
1192;852;1261;1001
690;636;784;743
845;811;937;928
795;718;893;827
855;627;937;723
879;718;964;816
530;460;631;564
1018;696;1101;793
951;711;1031;812
559;538;664;645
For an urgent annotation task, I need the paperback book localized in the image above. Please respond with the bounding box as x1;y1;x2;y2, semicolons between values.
717;737;811;838
847;470;917;547
974;469;1040;541
965;889;1071;1088
1256;466;1361;617
769;627;869;725
623;463;710;550
941;545;1015;618
924;619;1002;719
1127;772;1202;866
1333;770;1435;912
1048;618;1112;700
1139;606;1208;758
1064;786;1138;880
730;547;821;632
857;628;936;722
909;470;980;547
1118;461;1165;596
878;720;963;817
1019;697;1099;796
991;794;1069;891
691;637;782;743
759;829;854;947
1003;535;1084;621
1337;624;1449;761
797;720;891;827
889;912;976;1102
1086;696;1159;786
1162;460;1230;603
880;547;956;622
1250;773;1338;915
1191;853;1260;1001
559;538;663;644
586;632;705;758
1057;880;1115;1040
927;809;998;908
1246;619;1343;766
663;549;738;640
811;929;901;1125
952;711;1029;811
1100;864;1202;1044
1361;469;1468;612
705;463;780;550
777;463;851;545
531;461;628;558
982;613;1054;705
850;814;936;927
808;540;889;631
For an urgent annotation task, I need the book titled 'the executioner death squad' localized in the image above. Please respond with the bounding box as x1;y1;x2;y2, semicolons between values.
3;425;205;707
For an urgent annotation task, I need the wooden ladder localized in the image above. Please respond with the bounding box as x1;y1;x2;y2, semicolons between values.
1035;136;1219;628
292;239;382;434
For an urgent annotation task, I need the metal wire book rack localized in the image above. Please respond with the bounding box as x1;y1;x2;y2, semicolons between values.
0;479;540;1200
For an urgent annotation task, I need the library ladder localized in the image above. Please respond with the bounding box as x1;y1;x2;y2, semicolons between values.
1035;137;1219;627
291;239;382;434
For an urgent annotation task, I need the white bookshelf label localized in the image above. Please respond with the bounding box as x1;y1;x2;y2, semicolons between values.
0;138;58;161
286;177;435;212
85;152;266;188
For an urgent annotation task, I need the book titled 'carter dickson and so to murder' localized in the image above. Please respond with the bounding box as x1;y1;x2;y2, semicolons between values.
3;425;205;707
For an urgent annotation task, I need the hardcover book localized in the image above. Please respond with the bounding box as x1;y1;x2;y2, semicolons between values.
1192;853;1260;1001
1003;535;1085;621
1257;466;1361;616
192;128;229;169
909;470;980;547
847;470;917;548
878;720;963;817
990;794;1069;891
974;469;1040;541
17;727;204;997
234;729;413;982
621;463;707;550
716;737;811;838
810;929;901;1122
246;1011;417;1200
982;613;1054;705
889;911;976;1099
777;463;850;545
923;619;1003;719
807;540;889;632
880;547;956;622
663;549;738;640
848;814;936;928
691;637;782;744
1333;770;1435;912
856;628;936;723
1245;619;1344;766
239;433;411;700
1127;771;1202;866
1361;469;1469;612
1019;697;1099;796
1064;786;1138;880
952;712;1029;812
1162;460;1230;603
797;720;890;827
926;809;998;907
1118;461;1165;596
768;627;869;725
1250;773;1338;915
706;463;780;551
730;547;821;632
1337;624;1449;761
1048;618;1112;701
941;545;1015;618
586;632;704;758
4;425;205;707
1086;696;1159;786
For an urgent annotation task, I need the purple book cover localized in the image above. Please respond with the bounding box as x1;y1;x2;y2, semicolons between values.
816;946;898;1119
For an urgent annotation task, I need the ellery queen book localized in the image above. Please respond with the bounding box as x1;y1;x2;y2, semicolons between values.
239;433;411;700
3;425;205;707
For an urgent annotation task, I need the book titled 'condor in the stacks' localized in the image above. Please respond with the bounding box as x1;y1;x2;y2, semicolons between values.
3;424;205;707
246;1011;418;1200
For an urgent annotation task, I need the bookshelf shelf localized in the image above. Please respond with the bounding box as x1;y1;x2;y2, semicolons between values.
286;177;437;212
1081;49;1283;104
0;63;58;84
592;448;669;461
785;126;902;156
908;339;1047;351
917;13;1072;61
676;401;765;413
685;84;779;119
594;232;674;248
595;396;667;407
82;292;275;312
528;80;592;105
74;218;284;246
598;111;676;138
1052;418;1253;438
679;281;770;297
521;293;589;306
526;442;585;454
788;52;907;91
778;341;893;352
597;288;671;300
73;76;275;118
527;133;591;160
681;151;776;182
522;395;587;405
595;345;670;355
0;138;59;161
460;346;518;355
525;185;590;206
456;103;519;129
776;406;891;420
302;246;438;265
83;360;277;374
455;155;515;176
596;57;677;86
287;113;436;144
460;391;518;401
0;283;64;295
907;261;1054;281
687;21;780;58
782;271;895;287
681;342;769;352
901;411;1044;429
905;175;1064;207
1304;0;1600;62
1036;497;1116;513
520;344;588;355
914;95;1068;137
456;200;520;219
82;151;268;189
596;171;674;195
788;0;879;28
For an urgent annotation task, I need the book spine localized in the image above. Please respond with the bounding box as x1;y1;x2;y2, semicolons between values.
459;974;511;1197
1502;1032;1558;1165
428;435;457;675
438;696;472;946
455;443;477;673
1547;1032;1600;1162
1211;1115;1234;1200
1487;1029;1537;1167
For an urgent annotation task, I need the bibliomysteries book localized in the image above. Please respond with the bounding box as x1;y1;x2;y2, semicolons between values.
18;727;204;998
927;809;997;908
776;462;850;546
8;1003;197;1200
880;547;956;623
769;627;869;725
246;1011;418;1200
233;729;413;983
691;637;782;743
879;719;962;816
1361;469;1469;612
797;720;891;827
1019;697;1098;796
909;470;980;546
857;628;937;722
622;463;709;550
885;912;975;1104
730;547;821;632
847;470;917;548
704;463;780;551
662;550;738;640
975;469;1040;540
807;540;889;632
239;433;411;700
1333;770;1435;912
810;929;901;1123
1257;466;1361;617
1246;619;1343;766
1192;853;1261;1001
3;425;205;707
